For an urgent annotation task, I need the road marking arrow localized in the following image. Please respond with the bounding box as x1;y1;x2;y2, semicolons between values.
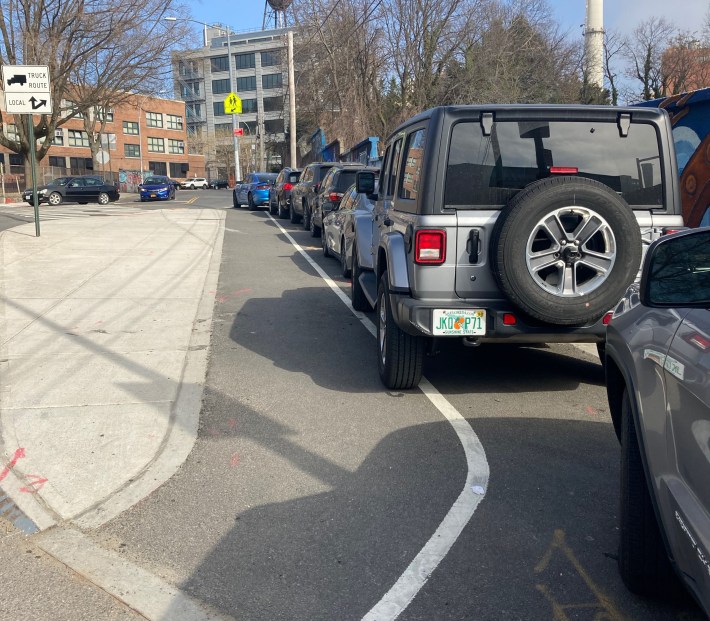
19;475;48;494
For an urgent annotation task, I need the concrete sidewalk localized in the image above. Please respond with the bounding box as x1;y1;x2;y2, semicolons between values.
0;208;224;531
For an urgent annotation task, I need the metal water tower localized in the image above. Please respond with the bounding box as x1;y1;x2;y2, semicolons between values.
584;0;604;89
263;0;292;29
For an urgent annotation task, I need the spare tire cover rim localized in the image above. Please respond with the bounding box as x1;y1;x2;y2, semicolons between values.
525;206;617;297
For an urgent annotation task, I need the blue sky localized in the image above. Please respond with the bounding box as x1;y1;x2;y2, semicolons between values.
192;0;709;39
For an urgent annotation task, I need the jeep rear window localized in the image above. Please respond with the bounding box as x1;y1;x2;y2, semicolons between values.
445;121;664;208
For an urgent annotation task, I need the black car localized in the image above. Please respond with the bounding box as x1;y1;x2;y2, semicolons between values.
209;179;229;189
23;175;120;206
289;162;339;228
269;167;302;218
311;164;374;237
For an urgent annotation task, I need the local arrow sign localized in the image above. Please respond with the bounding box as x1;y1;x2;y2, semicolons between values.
1;65;52;114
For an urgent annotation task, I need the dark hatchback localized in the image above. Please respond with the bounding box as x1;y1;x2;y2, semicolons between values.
24;175;120;206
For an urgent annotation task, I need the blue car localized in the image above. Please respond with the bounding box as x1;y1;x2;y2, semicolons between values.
139;176;176;202
233;172;278;211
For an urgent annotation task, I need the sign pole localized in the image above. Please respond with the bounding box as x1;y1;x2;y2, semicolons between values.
28;117;40;237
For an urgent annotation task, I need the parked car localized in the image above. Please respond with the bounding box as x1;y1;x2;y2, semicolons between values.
604;228;710;617
322;179;378;276
269;167;302;218
233;172;278;210
209;179;229;189
139;175;176;202
289;162;339;227
311;164;377;237
23;175;120;206
180;177;209;190
352;104;684;389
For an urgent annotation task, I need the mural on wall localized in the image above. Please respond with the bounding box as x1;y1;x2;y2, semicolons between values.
119;170;145;194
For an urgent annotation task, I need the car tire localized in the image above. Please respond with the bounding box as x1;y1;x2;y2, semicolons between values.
303;204;311;231
233;192;241;209
140;198;146;202
248;193;257;211
278;201;288;219
97;192;110;205
340;238;351;277
290;203;301;224
377;271;424;390
351;244;371;311
310;211;320;237
189;184;195;190
490;177;642;326
322;227;330;257
618;388;677;595
48;192;63;206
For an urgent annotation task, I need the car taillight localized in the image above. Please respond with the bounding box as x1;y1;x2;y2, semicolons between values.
415;230;446;264
550;167;579;174
602;312;613;325
283;183;293;191
662;227;686;235
329;192;343;202
256;184;269;190
503;313;517;326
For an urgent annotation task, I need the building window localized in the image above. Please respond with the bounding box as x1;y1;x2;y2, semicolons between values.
6;124;19;141
69;157;93;174
167;114;184;130
49;156;66;168
211;55;229;72
9;154;23;166
168;139;185;154
181;82;201;99
64;100;84;119
123;121;139;135
53;129;64;146
147;137;165;153
212;79;230;95
235;53;255;69
215;123;232;137
262;73;282;89
187;103;202;120
124;144;141;158
241;98;258;113
100;133;117;151
214;101;226;116
68;130;90;147
236;76;256;92
179;60;199;76
146;112;163;128
149;161;167;176
170;162;189;177
96;107;114;122
264;119;283;134
263;96;282;113
261;51;280;67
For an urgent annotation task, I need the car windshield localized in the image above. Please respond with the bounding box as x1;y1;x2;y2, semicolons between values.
335;170;360;192
256;174;278;183
144;177;168;184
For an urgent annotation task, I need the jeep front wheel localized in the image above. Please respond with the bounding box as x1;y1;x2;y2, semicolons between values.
491;177;642;325
377;271;424;389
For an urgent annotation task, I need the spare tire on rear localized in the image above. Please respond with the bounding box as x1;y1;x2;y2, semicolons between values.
490;176;642;326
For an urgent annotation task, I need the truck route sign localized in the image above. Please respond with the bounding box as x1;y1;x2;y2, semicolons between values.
1;65;52;114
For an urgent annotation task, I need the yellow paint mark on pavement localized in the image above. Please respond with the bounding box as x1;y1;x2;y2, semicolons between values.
186;196;197;205
535;529;631;621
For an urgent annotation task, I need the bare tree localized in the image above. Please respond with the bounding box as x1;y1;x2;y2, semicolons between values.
624;17;676;101
662;31;710;94
601;29;627;105
0;0;190;180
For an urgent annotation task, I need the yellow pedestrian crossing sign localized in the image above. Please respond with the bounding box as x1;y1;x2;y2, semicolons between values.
224;93;241;114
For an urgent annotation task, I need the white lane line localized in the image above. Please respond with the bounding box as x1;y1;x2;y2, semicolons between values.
267;215;490;620
38;528;232;621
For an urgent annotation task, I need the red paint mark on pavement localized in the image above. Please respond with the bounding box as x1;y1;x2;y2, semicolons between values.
230;453;241;467
586;406;599;416
232;288;252;296
227;418;238;429
19;475;48;494
216;296;228;303
0;448;26;482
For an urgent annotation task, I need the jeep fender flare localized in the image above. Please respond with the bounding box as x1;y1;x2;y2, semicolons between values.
378;232;410;294
353;213;375;270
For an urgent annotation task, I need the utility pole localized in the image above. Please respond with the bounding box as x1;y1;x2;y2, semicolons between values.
288;30;297;167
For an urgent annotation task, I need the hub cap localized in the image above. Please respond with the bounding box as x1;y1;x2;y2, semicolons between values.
525;206;616;297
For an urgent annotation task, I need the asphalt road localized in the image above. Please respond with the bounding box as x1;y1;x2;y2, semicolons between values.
0;192;706;620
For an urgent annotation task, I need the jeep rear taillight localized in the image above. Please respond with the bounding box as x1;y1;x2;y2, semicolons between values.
329;192;343;202
550;167;579;174
283;183;294;191
415;230;446;264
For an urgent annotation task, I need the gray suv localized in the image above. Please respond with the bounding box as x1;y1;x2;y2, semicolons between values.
605;228;710;616
353;105;684;389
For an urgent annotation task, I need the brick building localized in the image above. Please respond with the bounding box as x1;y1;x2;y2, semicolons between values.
0;93;205;193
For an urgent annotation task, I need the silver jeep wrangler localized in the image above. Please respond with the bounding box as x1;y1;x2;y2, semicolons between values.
352;105;684;389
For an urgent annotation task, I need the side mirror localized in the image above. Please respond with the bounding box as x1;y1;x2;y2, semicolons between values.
314;182;321;193
356;171;377;199
640;229;710;307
